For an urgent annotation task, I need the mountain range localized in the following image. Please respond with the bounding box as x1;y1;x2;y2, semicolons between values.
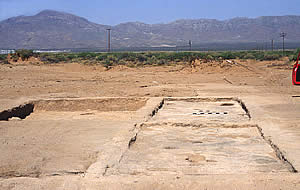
0;10;300;49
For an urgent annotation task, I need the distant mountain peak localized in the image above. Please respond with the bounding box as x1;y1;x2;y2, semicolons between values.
37;9;71;15
36;9;68;16
32;9;93;25
35;9;85;21
1;10;300;49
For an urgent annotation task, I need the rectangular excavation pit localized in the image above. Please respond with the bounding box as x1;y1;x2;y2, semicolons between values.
0;97;149;178
113;123;294;176
0;97;148;121
151;98;250;123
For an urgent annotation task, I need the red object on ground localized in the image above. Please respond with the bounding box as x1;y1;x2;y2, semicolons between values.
292;51;300;85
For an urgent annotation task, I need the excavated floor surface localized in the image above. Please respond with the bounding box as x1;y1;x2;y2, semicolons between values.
113;123;290;175
108;98;292;176
152;98;250;123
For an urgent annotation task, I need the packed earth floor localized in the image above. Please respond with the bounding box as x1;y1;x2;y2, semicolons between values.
0;59;300;189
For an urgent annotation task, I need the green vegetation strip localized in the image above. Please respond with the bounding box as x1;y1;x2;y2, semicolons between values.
1;49;300;66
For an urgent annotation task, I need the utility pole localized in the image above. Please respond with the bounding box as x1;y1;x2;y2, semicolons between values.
189;40;192;51
271;39;274;51
280;32;287;55
106;28;111;52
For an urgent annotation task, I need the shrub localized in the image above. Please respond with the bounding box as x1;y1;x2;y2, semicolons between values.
39;53;69;63
0;54;9;64
3;60;10;64
15;49;34;61
107;55;118;63
219;51;236;59
289;48;300;61
137;54;147;62
0;54;7;62
124;53;138;62
77;52;98;59
67;54;77;60
11;54;19;62
118;60;127;65
262;54;280;61
243;53;256;59
157;59;167;66
102;60;113;69
0;54;5;60
251;52;264;60
96;54;108;61
206;55;214;60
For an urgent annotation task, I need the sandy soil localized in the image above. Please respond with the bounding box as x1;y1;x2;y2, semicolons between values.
0;59;300;189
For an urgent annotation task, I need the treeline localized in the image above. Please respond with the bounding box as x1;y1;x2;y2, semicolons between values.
1;49;299;66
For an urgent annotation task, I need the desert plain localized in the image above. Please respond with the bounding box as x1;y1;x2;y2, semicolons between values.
0;58;300;189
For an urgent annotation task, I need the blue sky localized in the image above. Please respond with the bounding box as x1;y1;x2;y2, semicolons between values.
0;0;299;25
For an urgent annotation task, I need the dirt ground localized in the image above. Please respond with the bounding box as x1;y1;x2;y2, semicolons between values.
1;59;300;189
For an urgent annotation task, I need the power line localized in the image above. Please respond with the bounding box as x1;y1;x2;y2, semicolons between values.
106;28;111;52
280;32;287;55
189;40;192;51
271;39;274;51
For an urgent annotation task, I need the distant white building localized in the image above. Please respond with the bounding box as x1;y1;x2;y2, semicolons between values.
33;50;71;53
0;50;15;54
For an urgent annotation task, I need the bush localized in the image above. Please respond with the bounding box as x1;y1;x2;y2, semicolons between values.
15;49;34;61
39;53;69;63
262;54;280;61
219;52;236;59
289;55;297;62
243;53;256;59
67;54;77;60
0;54;9;64
3;60;10;64
106;55;118;64
118;60;127;65
77;52;98;59
157;59;167;66
11;54;19;62
0;54;7;61
102;60;113;69
289;48;300;61
96;54;108;61
137;54;147;62
206;55;214;60
124;53;138;62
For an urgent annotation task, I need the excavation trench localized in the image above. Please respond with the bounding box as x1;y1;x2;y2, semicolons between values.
116;122;296;176
110;98;296;176
151;97;251;123
0;97;296;178
0;97;148;121
0;97;149;179
0;103;34;121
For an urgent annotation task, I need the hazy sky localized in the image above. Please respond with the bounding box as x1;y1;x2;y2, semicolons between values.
0;0;299;25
